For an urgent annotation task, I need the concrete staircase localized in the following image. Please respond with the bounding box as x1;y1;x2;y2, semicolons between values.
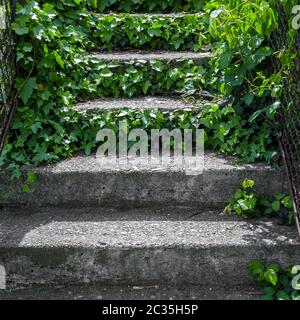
0;207;299;300
0;4;299;300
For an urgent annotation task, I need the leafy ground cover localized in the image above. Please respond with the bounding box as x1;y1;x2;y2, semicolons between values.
80;0;209;13
248;261;300;300
225;179;294;225
89;13;211;51
0;0;297;178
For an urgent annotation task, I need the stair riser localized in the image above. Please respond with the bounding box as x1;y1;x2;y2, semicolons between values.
0;169;286;209
90;14;209;51
85;1;207;13
78;57;210;98
1;246;299;289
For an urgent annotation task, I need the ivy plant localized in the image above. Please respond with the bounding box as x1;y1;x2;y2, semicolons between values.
1;0;297;180
225;179;294;225
248;260;300;300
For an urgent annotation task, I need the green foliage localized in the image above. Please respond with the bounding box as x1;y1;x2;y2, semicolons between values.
201;0;300;166
248;261;300;300
22;171;37;193
90;13;211;51
82;0;208;13
1;100;277;178
207;0;279;99
225;179;294;225
2;0;297;177
79;58;209;98
206;0;299;124
225;179;257;216
198;105;276;163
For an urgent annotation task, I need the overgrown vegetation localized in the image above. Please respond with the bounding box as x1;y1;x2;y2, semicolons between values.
83;0;209;13
248;260;300;300
0;0;298;178
77;59;209;98
225;179;294;225
88;13;211;51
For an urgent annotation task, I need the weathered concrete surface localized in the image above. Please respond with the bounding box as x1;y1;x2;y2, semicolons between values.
99;13;204;18
0;152;287;208
89;51;211;64
75;96;209;112
0;284;261;300
0;208;298;289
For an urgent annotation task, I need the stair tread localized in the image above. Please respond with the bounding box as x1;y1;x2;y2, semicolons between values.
98;12;203;17
75;96;212;111
0;284;261;301
28;152;274;173
0;208;298;248
88;50;211;62
0;284;260;300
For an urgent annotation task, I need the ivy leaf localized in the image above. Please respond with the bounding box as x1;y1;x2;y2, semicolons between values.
276;290;290;300
31;122;42;134
43;3;54;12
271;200;281;212
282;196;292;209
268;263;280;273
54;51;65;69
19;77;37;104
141;81;151;94
264;269;278;286
243;94;255;106
22;184;31;193
27;171;37;184
242;179;255;189
249;109;265;123
291;291;300;300
12;24;29;35
248;260;264;275
219;51;232;68
262;286;276;296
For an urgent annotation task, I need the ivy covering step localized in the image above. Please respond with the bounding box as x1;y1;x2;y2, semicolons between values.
89;13;211;51
48;0;209;12
91;0;208;12
77;53;210;98
4;0;281;177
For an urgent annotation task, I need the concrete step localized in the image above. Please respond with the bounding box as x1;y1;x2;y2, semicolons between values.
0;284;261;300
88;51;210;64
0;152;286;208
98;13;203;17
74;96;214;112
0;208;298;290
